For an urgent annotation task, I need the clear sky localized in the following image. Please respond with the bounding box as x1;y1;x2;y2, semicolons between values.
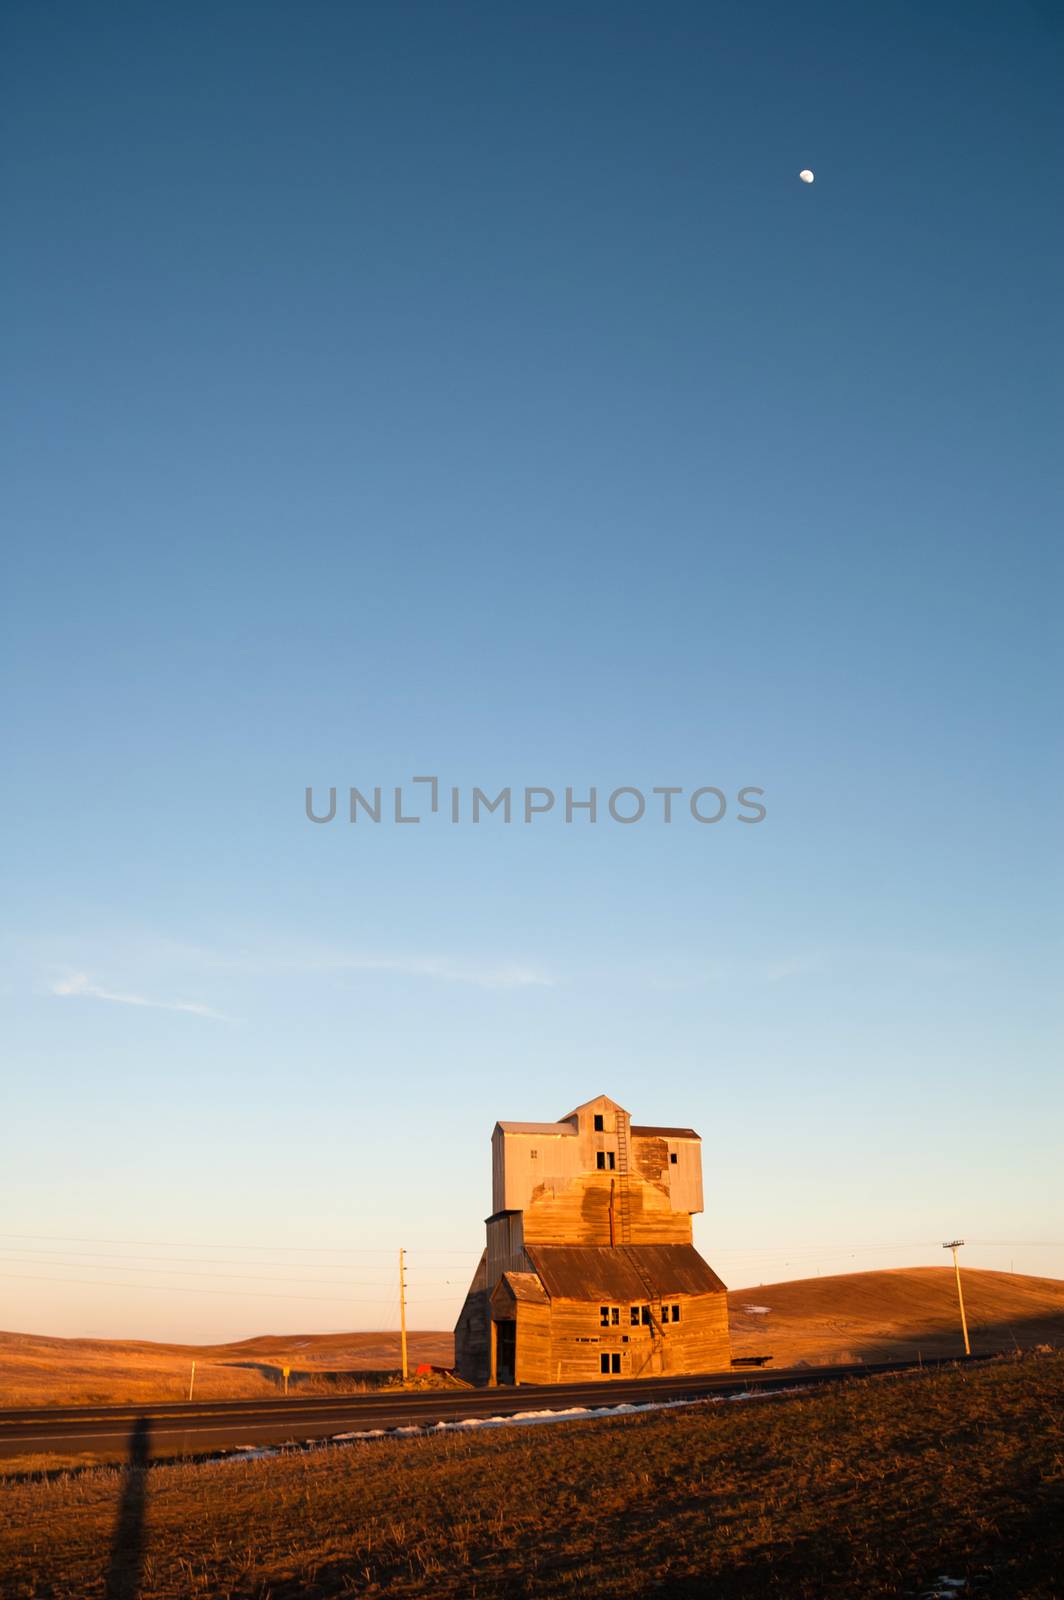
2;1;1061;1343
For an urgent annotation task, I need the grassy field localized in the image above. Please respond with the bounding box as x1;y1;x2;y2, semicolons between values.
0;1328;455;1408
2;1266;1061;1408
1;1352;1061;1598
727;1265;1064;1365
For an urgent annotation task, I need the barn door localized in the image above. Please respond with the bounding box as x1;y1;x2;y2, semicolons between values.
495;1319;516;1384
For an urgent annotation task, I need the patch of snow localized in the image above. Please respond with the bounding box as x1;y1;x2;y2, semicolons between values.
322;1387;800;1447
209;1384;808;1469
743;1304;771;1314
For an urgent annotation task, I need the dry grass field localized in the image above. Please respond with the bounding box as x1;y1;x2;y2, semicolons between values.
2;1266;1060;1408
727;1265;1064;1365
2;1352;1061;1599
0;1329;455;1408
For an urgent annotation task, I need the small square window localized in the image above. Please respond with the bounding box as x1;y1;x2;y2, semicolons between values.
596;1151;606;1170
670;1153;678;1164
600;1352;610;1374
599;1305;610;1327
594;1114;604;1131
530;1149;538;1159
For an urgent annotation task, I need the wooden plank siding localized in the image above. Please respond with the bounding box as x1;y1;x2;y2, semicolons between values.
521;1173;693;1248
514;1301;553;1385
538;1294;730;1382
486;1212;531;1286
453;1251;490;1385
454;1095;730;1385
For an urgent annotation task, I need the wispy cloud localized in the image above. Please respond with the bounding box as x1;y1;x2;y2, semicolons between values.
324;953;554;990
50;972;229;1020
102;937;555;989
645;953;825;992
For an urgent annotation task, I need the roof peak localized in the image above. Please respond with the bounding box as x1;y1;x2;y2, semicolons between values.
561;1093;630;1120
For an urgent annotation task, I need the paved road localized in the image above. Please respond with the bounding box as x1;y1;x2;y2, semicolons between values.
0;1354;979;1461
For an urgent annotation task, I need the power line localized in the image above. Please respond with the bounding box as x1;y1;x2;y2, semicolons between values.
0;1244;461;1273
0;1272;401;1303
704;1240;942;1255
0;1232;479;1254
0;1255;400;1287
0;1250;462;1284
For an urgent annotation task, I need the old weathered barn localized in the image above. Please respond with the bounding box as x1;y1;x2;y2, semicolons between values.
454;1094;731;1384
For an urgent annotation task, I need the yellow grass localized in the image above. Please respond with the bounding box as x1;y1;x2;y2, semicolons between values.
2;1353;1062;1598
0;1329;454;1408
727;1265;1064;1365
2;1267;1061;1408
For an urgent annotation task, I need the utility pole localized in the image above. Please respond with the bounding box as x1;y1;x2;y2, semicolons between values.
399;1246;409;1382
943;1239;971;1355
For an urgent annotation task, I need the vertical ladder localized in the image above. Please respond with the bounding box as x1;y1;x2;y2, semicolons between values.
614;1113;632;1244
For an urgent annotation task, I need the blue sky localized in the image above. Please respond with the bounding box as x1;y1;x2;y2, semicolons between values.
2;1;1061;1341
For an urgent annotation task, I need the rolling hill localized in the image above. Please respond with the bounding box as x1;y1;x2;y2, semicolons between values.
2;1266;1061;1406
727;1265;1064;1366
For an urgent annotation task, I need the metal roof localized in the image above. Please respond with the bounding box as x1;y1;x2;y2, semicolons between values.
524;1244;726;1301
495;1121;577;1136
630;1125;701;1140
492;1271;549;1307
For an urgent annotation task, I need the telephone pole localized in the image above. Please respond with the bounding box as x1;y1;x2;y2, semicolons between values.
943;1239;971;1355
399;1246;409;1382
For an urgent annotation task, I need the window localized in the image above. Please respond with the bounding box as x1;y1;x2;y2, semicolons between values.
672;1304;681;1322
611;1353;621;1373
630;1305;640;1326
670;1153;678;1164
594;1114;604;1131
641;1305;651;1326
596;1151;616;1171
596;1151;606;1170
599;1305;610;1327
530;1149;538;1159
610;1307;620;1326
600;1352;610;1373
662;1304;681;1324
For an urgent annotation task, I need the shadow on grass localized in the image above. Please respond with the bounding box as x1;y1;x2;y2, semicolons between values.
104;1416;150;1600
641;1495;1064;1600
733;1308;1064;1369
223;1361;433;1391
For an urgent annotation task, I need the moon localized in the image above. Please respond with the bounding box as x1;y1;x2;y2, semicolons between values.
799;169;815;184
